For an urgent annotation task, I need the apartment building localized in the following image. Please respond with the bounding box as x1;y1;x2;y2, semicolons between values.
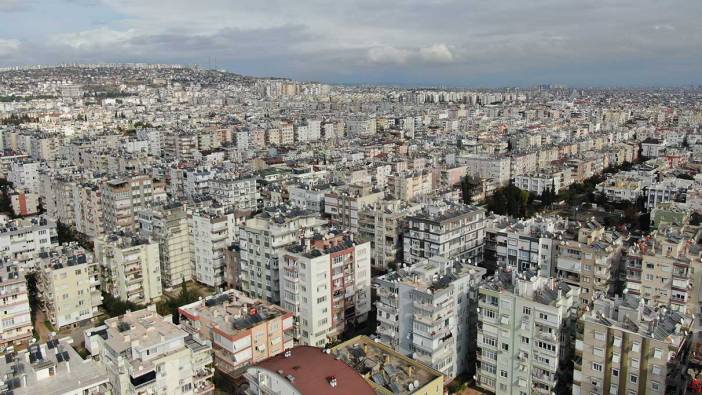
8;160;41;193
138;203;193;289
513;167;572;195
163;130;199;162
9;190;40;216
190;207;241;288
387;170;433;202
0;215;58;269
596;175;646;203
36;243;101;329
324;184;384;233
573;294;692;395
331;336;445;395
357;199;421;270
0;338;110;394
94;233;162;305
101;175;167;232
624;225;695;313
0;258;32;346
84;307;214;395
374;256;486;379
239;206;327;304
403;201;486;266
484;214;569;276
458;153;511;186
556;221;624;306
210;176;259;210
646;177;694;210
476;271;578;395
40;172;78;227
72;181;104;238
178;290;294;378
278;231;371;347
287;183;330;213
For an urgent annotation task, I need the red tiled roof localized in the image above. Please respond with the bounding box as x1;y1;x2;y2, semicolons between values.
255;346;376;395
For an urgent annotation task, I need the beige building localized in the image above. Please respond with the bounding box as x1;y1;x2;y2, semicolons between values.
72;181;104;238
574;294;692;395
9;190;40;216
324;184;384;233
84;306;214;395
178;290;294;378
37;243;102;329
94;233;162;305
556;221;623;306
357;199;421;270
387;170;433;202
163;130;199;162
138;203;193;289
101;175;166;232
625;225;695;313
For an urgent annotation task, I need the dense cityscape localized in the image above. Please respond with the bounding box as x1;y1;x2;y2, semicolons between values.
0;63;700;395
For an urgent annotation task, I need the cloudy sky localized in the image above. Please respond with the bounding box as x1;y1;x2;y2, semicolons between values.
0;0;700;87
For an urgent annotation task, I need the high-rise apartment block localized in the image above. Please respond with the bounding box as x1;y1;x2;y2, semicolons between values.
403;201;486;266
94;233;163;305
0;258;32;346
279;231;371;347
37;243;102;329
239;207;327;304
476;271;578;395
573;294;692;395
375;256;486;379
138;203;193;289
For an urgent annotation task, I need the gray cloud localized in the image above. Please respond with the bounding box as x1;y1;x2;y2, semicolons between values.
1;0;701;86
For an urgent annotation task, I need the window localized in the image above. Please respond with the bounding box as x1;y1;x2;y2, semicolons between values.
630;375;638;384
653;348;663;359
521;336;530;344
612;368;619;377
652;365;661;376
539;312;548;321
592;363;603;372
594;347;604;357
523;306;531;315
483;335;497;347
632;342;641;353
594;331;606;341
537;341;556;352
651;382;660;391
500;370;508;378
501;343;509;351
630;358;639;369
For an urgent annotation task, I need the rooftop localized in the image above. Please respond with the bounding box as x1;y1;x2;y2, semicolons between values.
331;336;444;395
253;346;376;395
178;290;291;337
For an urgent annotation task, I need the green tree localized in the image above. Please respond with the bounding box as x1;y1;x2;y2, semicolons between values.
460;176;480;204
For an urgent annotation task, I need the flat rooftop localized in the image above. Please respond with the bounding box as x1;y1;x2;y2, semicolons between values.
179;290;291;337
331;336;444;395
